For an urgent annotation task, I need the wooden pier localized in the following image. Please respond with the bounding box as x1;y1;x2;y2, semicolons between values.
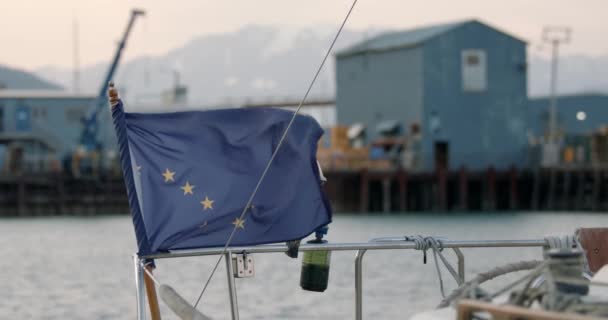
323;167;608;213
0;174;129;216
1;167;608;216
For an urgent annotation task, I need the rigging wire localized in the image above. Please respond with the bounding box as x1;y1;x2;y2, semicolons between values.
192;0;359;308
143;13;151;88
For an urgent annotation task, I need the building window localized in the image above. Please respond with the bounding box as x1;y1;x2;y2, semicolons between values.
466;54;479;66
16;105;31;132
461;49;487;92
33;108;47;120
66;108;85;123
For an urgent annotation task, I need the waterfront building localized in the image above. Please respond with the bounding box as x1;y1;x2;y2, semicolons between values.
528;93;608;137
0;90;96;171
335;20;529;171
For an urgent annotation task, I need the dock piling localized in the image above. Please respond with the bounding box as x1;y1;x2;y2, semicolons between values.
532;168;541;210
437;168;447;211
382;178;391;213
509;166;518;210
485;167;496;211
359;169;369;213
17;177;26;216
562;169;571;210
398;170;407;211
459;166;468;211
547;169;557;210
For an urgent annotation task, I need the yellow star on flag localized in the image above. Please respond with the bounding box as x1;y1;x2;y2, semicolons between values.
162;168;176;182
200;196;214;210
180;181;195;195
232;217;246;229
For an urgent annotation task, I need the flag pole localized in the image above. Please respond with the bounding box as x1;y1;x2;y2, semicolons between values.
109;83;161;320
145;265;162;320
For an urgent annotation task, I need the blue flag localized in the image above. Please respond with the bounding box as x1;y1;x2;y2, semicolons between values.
111;101;331;254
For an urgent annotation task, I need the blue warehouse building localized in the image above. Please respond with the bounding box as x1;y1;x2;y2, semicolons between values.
0;90;97;170
335;20;529;171
528;93;608;137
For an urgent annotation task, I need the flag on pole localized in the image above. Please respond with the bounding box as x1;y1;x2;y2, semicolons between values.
111;100;331;255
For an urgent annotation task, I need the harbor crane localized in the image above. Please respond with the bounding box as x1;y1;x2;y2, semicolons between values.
71;9;145;176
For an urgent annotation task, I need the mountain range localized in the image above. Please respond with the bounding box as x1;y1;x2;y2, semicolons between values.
32;25;608;106
0;64;62;90
35;25;372;107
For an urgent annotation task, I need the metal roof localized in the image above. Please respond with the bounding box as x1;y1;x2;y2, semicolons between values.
0;90;95;99
336;19;526;58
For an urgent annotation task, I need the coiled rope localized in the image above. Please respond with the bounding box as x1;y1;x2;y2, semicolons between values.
437;234;592;309
437;260;543;308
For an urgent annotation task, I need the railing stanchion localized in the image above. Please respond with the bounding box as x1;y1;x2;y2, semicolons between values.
355;249;367;320
225;251;240;320
133;254;147;320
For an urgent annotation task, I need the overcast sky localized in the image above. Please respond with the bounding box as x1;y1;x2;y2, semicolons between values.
3;0;607;71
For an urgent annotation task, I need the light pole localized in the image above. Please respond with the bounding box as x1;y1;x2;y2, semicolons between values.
542;26;571;143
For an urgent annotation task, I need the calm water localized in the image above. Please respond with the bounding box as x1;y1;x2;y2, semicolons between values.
1;212;607;319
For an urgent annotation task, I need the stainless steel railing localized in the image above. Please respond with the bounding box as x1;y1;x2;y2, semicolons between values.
133;238;548;320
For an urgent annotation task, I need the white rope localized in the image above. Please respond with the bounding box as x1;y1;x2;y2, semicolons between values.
192;0;359;308
438;235;592;309
405;235;462;298
437;260;543;308
544;235;576;250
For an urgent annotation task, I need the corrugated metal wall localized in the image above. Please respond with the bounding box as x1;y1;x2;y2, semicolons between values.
422;21;528;170
528;94;608;136
336;21;529;171
336;47;423;139
0;97;95;155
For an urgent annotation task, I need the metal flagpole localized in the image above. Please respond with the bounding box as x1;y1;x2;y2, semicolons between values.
542;26;571;144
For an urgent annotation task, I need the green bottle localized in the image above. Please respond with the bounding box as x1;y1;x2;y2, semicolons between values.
300;227;330;292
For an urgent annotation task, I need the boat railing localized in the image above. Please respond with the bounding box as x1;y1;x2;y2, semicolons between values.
133;237;549;320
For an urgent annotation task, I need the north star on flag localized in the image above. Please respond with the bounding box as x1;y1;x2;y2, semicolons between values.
111;99;332;255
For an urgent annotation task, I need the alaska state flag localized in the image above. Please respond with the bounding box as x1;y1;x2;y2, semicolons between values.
111;100;331;255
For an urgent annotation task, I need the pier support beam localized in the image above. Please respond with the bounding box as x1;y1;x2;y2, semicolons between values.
56;175;66;214
437;168;447;211
485;167;496;211
397;170;407;211
547;168;557;210
532;168;541;210
592;169;601;211
382;178;391;213
509;166;518;210
359;169;369;213
562;169;571;210
459;167;468;211
17;177;26;216
576;169;586;210
397;170;407;212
